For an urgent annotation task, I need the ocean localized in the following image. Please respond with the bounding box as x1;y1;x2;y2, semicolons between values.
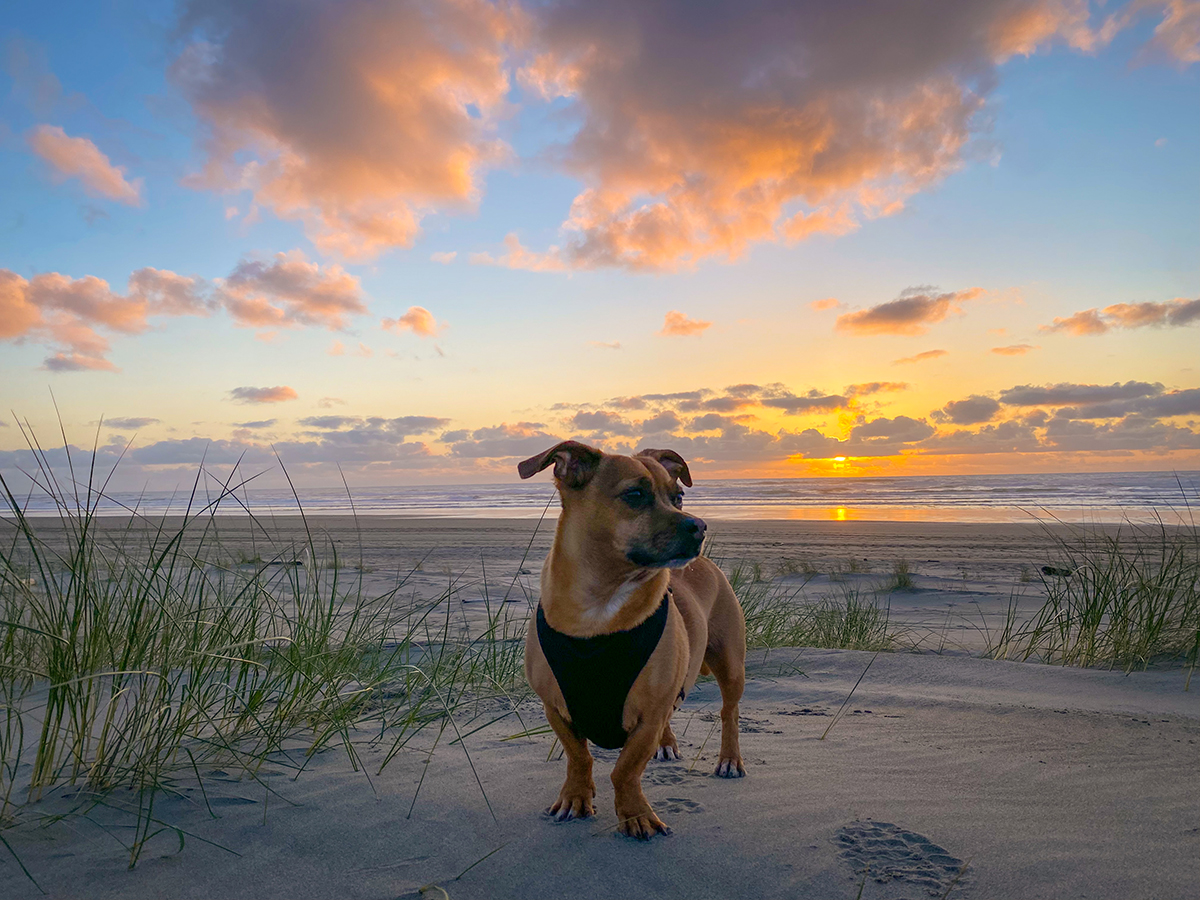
7;470;1198;524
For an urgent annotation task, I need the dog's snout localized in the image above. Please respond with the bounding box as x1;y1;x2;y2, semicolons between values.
682;516;706;540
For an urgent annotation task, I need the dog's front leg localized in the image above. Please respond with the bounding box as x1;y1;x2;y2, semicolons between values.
611;717;671;839
544;705;596;820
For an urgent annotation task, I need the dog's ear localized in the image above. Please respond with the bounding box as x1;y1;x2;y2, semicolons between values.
517;441;603;489
636;448;693;487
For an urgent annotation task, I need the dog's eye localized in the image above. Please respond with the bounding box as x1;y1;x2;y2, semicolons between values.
621;487;652;509
671;491;684;509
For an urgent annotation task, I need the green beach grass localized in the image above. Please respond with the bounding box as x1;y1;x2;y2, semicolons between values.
0;445;529;877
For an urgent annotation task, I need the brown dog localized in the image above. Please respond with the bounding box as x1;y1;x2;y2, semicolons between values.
518;441;746;839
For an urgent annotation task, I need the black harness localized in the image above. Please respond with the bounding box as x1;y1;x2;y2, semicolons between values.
536;593;670;749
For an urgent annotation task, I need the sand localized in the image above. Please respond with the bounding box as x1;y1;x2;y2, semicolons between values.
3;516;1198;899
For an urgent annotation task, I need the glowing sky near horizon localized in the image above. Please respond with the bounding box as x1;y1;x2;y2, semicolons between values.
1;0;1198;490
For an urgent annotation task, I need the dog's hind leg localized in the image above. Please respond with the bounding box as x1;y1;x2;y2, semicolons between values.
544;705;596;821
653;718;681;761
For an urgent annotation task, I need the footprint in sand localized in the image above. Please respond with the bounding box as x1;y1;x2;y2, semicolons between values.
834;821;968;897
658;797;704;814
644;768;687;786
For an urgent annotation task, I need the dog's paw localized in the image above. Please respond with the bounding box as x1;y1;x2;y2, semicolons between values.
653;743;681;762
616;808;672;840
547;786;596;821
714;756;746;778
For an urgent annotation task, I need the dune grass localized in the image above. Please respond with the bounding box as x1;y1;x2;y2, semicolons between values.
725;560;894;652
986;513;1200;672
0;442;528;874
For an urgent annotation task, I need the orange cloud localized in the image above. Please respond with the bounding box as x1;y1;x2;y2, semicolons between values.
217;251;366;331
382;306;444;338
658;311;712;337
893;349;949;365
992;343;1039;355
1041;298;1200;335
0;267;209;371
26;125;143;205
837;287;984;336
514;2;1122;271
175;0;518;260
228;386;298;404
810;298;840;312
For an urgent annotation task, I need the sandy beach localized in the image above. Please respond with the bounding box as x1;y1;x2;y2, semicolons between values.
2;516;1197;899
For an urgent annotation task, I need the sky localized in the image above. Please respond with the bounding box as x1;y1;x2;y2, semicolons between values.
1;0;1198;491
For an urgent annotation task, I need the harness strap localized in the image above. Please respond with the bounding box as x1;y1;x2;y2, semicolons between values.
537;592;670;749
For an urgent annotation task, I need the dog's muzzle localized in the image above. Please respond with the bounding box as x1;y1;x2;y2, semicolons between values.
627;515;707;567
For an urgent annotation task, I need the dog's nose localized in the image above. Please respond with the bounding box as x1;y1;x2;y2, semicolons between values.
682;516;706;540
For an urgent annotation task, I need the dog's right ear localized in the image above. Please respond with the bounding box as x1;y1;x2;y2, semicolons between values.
517;441;603;490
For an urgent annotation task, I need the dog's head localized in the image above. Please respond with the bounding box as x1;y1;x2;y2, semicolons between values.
518;442;707;570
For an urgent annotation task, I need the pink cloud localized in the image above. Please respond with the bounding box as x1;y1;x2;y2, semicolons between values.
0;267;208;371
1041;298;1200;335
175;0;517;260
892;349;949;365
228;386;298;404
511;2;1126;271
217;251;367;331
658;311;712;337
991;343;1039;356
27;125;142;205
382;306;444;338
836;287;985;336
809;298;841;312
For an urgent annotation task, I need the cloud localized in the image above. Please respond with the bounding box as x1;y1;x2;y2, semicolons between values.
1110;0;1200;68
991;343;1038;355
658;311;712;337
571;409;637;436
175;0;517;260
217;251;366;331
588;340;621;350
298;415;449;436
4;36;67;116
228;386;298;404
317;396;347;408
232;419;276;429
893;349;948;365
933;395;1001;425
1052;388;1200;420
849;415;936;443
836;287;985;336
0;267;210;371
431;251;458;264
999;381;1163;407
104;417;160;430
469;233;567;271
809;298;840;312
443;422;565;458
514;1;1123;271
1041;298;1200;335
846;382;908;397
382;306;445;338
26;125;143;205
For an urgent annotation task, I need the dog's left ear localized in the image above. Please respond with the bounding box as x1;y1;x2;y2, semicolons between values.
637;448;693;487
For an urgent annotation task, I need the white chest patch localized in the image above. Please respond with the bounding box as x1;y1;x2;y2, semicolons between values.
583;577;643;627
